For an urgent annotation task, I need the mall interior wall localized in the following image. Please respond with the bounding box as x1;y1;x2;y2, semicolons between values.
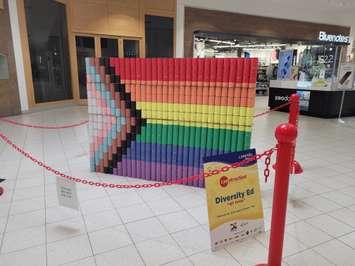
0;0;21;116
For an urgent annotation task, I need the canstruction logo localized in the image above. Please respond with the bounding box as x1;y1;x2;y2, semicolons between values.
219;174;247;188
219;176;229;187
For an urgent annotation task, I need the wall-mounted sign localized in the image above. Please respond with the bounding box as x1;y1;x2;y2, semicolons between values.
203;149;264;251
318;31;350;44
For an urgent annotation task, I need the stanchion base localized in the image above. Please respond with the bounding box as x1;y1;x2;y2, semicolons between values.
292;160;303;174
255;264;268;266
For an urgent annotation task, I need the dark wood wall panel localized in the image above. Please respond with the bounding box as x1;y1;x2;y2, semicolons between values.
184;7;350;57
0;1;21;116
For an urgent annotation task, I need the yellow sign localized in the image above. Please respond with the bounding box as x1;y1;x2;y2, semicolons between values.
204;149;264;250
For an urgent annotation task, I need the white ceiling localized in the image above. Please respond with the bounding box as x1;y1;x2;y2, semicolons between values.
182;0;355;27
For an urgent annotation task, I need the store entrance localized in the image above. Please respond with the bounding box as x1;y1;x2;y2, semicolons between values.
193;31;345;96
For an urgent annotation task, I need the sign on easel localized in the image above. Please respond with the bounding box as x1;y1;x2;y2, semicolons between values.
203;149;264;251
56;177;79;210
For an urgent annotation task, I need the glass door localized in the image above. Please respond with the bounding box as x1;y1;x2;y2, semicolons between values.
100;37;119;58
24;0;72;103
123;39;140;58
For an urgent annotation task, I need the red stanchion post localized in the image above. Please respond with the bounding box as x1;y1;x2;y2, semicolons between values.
0;187;3;197
256;123;297;266
288;94;303;174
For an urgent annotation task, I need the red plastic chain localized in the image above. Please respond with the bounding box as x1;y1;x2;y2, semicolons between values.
0;130;276;189
253;102;290;118
264;150;273;182
0;117;88;129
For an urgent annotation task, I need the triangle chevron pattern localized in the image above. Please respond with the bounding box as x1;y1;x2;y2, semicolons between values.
87;57;257;187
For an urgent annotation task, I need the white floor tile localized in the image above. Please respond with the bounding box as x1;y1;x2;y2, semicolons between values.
189;249;240;266
226;237;267;266
84;209;122;232
15;177;44;189
158;210;199;233
163;258;193;266
126;217;168;243
306;214;353;237
339;232;355;249
46;217;85;242
79;197;114;215
313;239;355;266
9;197;45;215
0;203;10;218
46;206;81;224
286;199;322;220
186;205;209;225
0;218;5;235
6;209;45;232
147;197;182;216
285;221;332;247
47;235;92;266
110;191;144;208
61;257;96;266
0;245;46;266
12;186;44;202
256;231;307;257
95;245;144;266
320;191;355;207
136;235;185;265
284;249;334;266
302;195;342;212
1;226;46;253
328;208;355;228
172;226;210;256
118;203;154;223
137;188;170;203
173;193;205;209
88;225;131;254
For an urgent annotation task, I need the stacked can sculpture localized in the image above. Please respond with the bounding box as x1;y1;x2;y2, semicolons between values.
86;58;257;187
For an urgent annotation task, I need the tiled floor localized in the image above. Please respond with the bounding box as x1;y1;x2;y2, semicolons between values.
0;96;355;266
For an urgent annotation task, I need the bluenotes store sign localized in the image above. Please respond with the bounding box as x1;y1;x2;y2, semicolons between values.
203;149;264;251
318;31;350;44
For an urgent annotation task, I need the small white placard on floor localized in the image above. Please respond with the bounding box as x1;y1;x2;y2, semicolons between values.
56;177;79;210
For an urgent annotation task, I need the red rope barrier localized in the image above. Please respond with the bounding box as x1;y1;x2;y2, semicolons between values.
0;117;88;129
0;130;276;189
253;102;290;118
